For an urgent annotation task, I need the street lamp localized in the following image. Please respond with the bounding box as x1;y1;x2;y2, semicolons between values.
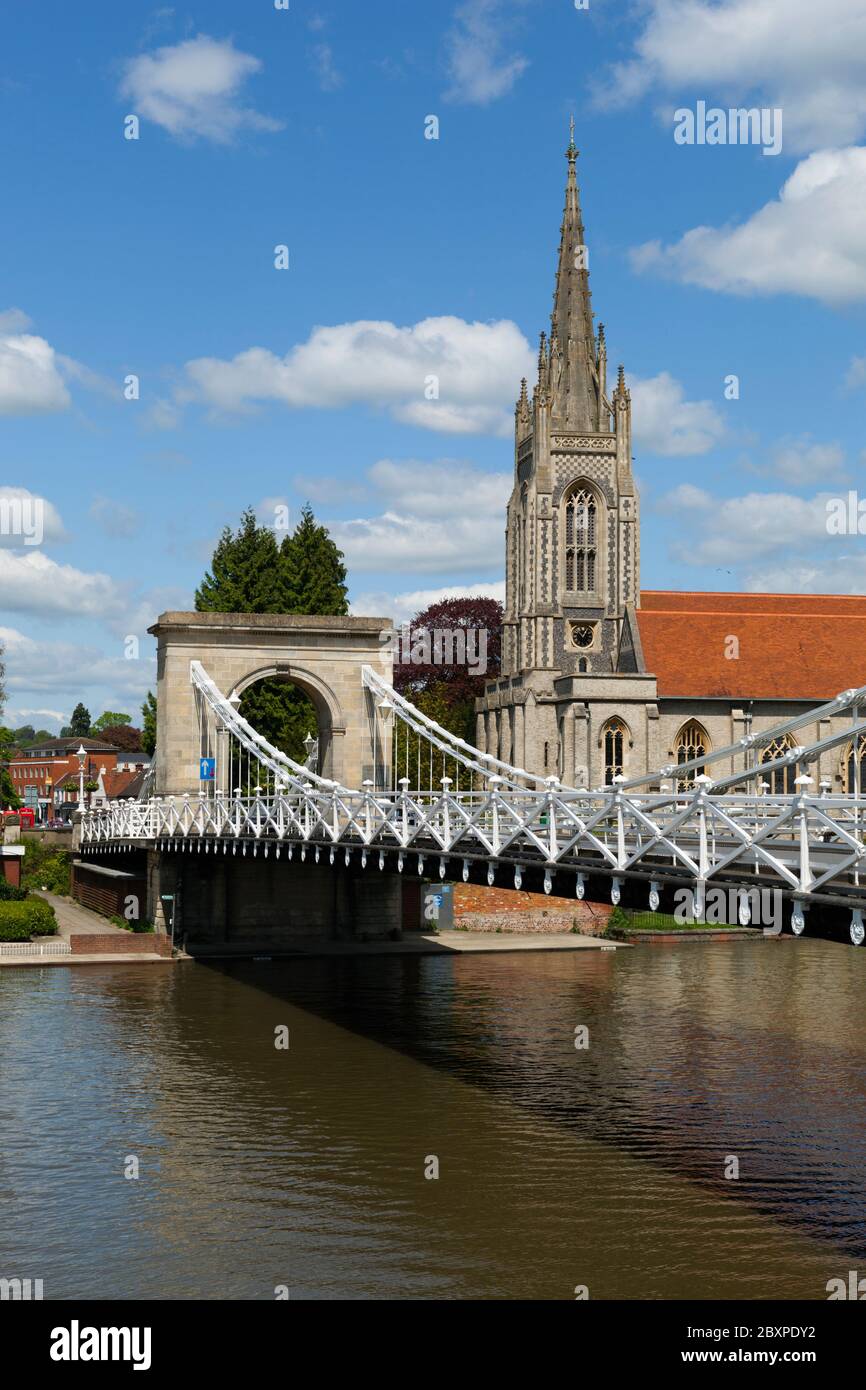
76;745;87;812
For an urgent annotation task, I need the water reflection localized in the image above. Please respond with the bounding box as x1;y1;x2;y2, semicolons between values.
0;938;863;1300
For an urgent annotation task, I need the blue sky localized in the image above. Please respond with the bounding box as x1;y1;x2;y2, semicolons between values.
1;0;865;731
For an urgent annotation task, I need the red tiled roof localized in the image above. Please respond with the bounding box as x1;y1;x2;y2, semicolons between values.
637;591;866;701
102;769;146;800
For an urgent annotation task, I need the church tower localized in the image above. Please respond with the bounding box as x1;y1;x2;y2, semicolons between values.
502;123;640;682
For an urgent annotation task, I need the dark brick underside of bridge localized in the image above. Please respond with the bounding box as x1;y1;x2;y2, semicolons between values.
74;844;856;952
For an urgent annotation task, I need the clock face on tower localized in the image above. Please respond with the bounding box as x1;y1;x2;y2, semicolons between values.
570;622;595;649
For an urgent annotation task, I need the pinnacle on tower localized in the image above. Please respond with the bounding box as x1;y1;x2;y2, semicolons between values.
548;120;600;432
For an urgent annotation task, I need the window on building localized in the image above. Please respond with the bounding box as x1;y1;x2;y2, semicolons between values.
602;718;627;785
675;720;710;791
519;486;528;610
761;736;797;795
842;735;866;795
563;487;597;594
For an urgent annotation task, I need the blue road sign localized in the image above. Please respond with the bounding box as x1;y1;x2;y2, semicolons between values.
199;757;215;781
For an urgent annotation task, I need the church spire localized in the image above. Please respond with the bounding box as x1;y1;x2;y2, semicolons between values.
549;120;600;431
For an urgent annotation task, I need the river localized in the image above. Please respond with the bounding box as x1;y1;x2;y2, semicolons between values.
1;937;864;1300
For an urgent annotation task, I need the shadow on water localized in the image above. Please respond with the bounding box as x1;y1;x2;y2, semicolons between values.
2;936;864;1299
193;938;866;1262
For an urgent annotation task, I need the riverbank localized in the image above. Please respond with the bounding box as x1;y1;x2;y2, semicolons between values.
0;891;176;967
188;929;626;960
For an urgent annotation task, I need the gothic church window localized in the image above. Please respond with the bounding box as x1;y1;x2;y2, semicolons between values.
760;736;797;795
563;487;597;594
602;718;627;785
519;486;528;609
842;736;866;794
675;720;710;791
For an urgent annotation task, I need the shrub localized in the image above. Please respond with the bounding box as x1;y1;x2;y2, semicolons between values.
604;905;632;940
109;913;154;934
0;897;58;940
0;878;28;902
22;841;70;895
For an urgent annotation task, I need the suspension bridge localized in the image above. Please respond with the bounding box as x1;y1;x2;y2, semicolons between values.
78;629;866;944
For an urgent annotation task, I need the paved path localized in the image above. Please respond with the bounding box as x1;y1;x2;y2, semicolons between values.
32;891;128;939
193;931;626;960
308;931;625;955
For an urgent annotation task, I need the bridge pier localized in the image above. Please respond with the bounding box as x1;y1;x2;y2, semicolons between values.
145;847;402;956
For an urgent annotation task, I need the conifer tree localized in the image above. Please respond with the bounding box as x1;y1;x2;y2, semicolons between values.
278;504;348;615
195;505;348;763
69;703;91;737
195;507;281;613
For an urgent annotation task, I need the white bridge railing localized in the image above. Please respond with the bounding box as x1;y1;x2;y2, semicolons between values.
78;663;866;944
81;781;866;929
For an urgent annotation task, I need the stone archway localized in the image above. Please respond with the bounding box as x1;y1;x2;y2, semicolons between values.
230;662;345;780
149;611;392;797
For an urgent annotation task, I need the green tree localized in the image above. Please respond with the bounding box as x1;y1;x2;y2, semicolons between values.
196;507;281;613
141;692;157;756
92;711;131;733
0;727;20;809
68;703;91;737
195;504;349;764
278;504;349;614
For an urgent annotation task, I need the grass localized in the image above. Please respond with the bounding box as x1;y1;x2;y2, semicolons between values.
605;907;745;938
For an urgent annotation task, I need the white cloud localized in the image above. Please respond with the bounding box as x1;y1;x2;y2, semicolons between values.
0;308;32;333
0;551;126;619
8;706;67;727
0;552;187;637
592;0;866;154
631;146;866;305
444;0;529;105
310;43;342;92
352;580;505;624
743;555;866;593
293;475;367;505
746;437;848;486
89;496;141;539
660;485;845;568
143;396;182;430
0;328;70;415
630;371;725;456
328;459;510;573
0;628;155;727
180;316;534;436
0;488;66;548
119;34;282;143
846;354;866;389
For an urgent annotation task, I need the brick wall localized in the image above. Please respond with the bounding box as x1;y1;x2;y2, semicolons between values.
453;882;611;936
69;933;172;956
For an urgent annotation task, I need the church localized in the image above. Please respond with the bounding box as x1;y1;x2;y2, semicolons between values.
476;128;866;794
